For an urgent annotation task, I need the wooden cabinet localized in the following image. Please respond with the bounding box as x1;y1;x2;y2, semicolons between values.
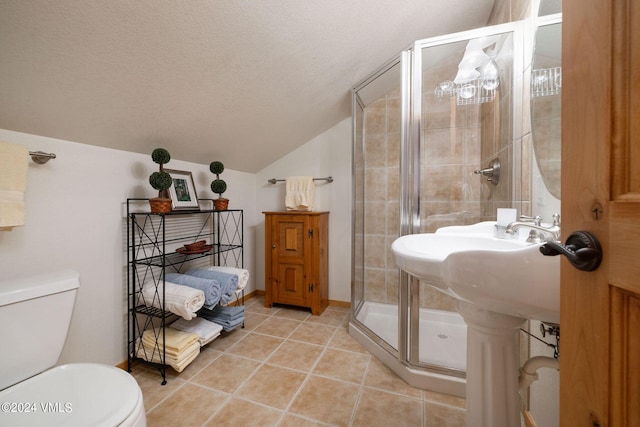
264;211;328;315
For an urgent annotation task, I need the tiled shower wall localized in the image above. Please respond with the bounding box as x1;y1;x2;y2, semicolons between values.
484;0;534;218
362;86;401;306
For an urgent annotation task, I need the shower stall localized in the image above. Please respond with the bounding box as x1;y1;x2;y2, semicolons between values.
350;21;525;397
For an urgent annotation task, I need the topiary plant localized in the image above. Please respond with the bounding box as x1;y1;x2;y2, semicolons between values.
149;148;172;199
209;160;229;209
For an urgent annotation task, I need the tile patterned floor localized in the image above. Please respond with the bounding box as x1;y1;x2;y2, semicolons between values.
131;296;466;427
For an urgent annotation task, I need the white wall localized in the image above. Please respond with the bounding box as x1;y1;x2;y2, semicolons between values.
0;129;257;366
255;118;352;303
0;117;351;367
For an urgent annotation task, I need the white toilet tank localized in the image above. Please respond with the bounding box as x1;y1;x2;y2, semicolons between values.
0;269;80;391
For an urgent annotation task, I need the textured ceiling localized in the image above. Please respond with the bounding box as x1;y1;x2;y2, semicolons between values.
0;0;494;172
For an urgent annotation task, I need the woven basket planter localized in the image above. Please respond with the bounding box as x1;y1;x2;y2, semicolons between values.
149;198;172;213
213;198;229;210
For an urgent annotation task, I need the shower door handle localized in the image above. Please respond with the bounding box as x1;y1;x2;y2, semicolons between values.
540;230;602;272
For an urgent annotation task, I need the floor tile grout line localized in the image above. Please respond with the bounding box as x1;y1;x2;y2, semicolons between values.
142;378;187;415
139;301;457;426
274;323;341;424
347;354;373;426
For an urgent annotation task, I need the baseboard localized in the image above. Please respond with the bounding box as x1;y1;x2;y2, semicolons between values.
225;289;258;306
329;299;350;308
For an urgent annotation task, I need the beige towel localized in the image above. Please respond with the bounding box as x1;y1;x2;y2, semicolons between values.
141;328;199;357
285;176;315;211
135;338;200;373
0;141;29;231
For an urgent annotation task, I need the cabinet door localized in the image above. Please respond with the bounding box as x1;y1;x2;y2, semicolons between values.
270;215;310;307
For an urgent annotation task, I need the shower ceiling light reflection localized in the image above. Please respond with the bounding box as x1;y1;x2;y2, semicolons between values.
435;35;502;105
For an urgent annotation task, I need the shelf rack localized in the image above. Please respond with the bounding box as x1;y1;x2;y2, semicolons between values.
126;198;243;384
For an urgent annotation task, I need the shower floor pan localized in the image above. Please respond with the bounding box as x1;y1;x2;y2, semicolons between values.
356;301;467;370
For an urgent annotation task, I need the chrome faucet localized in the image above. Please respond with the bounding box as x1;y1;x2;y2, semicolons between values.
505;213;561;242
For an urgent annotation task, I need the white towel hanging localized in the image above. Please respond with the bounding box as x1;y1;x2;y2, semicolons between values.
285;176;315;211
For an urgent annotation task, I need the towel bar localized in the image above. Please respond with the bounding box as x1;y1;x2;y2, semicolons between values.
29;151;56;164
267;176;333;184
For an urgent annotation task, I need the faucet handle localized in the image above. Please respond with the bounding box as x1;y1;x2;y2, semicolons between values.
519;215;542;226
552;213;561;226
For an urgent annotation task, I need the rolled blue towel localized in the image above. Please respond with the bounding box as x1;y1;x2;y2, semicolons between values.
165;273;222;309
185;269;238;303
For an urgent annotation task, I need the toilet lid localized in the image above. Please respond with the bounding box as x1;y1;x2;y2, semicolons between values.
0;363;141;427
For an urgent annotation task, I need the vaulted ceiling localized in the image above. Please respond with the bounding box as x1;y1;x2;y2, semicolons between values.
0;0;494;172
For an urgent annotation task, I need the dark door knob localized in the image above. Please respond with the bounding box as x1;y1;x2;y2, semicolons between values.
540;230;602;272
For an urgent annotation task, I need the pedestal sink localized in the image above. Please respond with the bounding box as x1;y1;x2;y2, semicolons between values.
391;221;560;427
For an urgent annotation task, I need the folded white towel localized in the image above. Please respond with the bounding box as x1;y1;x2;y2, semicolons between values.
170;317;223;346
285;176;315;211
201;266;250;290
0;141;29;231
141;281;205;320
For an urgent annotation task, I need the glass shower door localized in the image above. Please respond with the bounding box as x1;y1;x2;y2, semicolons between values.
352;57;404;355
406;23;522;372
351;21;522;390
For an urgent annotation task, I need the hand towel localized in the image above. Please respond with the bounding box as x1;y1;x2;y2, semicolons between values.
201;266;250;290
185;268;238;305
165;273;222;309
170;317;223;346
0;141;29;231
140;280;205;320
285;176;315;211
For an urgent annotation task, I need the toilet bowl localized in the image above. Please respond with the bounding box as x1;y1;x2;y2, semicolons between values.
0;363;145;427
0;270;146;427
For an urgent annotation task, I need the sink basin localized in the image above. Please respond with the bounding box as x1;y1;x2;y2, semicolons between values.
391;221;560;323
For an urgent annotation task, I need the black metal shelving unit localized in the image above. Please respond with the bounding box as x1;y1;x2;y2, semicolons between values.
126;198;243;384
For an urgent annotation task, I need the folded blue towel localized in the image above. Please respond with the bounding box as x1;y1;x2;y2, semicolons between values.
165;273;221;309
207;305;244;316
185;269;238;305
198;309;244;331
198;305;244;321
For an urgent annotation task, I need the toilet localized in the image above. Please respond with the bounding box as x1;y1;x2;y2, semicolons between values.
0;270;146;427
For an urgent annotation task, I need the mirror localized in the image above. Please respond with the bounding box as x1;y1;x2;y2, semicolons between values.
531;21;561;199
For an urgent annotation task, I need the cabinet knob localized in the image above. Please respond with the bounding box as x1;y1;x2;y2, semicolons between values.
272;244;276;248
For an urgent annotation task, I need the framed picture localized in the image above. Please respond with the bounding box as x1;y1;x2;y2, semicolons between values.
165;169;200;210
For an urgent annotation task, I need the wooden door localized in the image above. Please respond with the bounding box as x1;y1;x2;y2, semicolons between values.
562;0;640;425
269;214;309;308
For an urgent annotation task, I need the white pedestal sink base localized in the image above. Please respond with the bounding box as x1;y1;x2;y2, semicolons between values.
456;300;526;427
